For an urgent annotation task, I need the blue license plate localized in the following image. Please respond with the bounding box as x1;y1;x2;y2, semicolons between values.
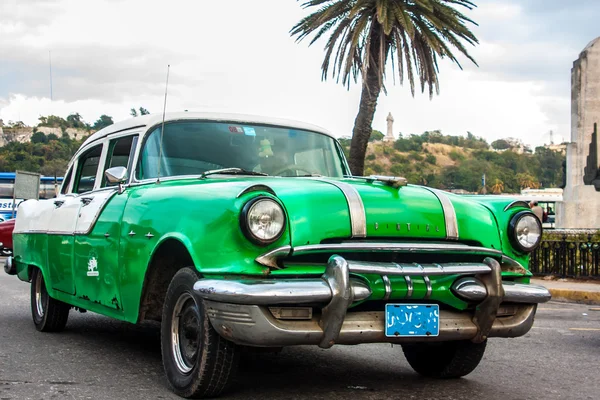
385;304;440;337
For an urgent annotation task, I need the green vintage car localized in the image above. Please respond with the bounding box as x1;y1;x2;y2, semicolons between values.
6;112;550;398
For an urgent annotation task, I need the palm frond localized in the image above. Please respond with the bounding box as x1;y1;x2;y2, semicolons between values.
291;0;478;96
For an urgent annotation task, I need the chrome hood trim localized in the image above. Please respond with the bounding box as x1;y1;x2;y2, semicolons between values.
311;179;367;238
422;188;459;240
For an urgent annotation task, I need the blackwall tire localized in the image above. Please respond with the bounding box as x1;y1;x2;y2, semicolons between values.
161;268;239;398
402;340;487;379
30;268;70;332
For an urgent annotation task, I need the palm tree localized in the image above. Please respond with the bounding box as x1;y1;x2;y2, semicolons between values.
291;0;478;175
491;179;504;194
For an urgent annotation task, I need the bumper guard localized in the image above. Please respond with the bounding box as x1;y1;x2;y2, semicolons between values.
193;255;551;348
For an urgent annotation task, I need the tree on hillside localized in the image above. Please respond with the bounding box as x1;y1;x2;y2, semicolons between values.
491;139;510;150
369;130;384;142
66;113;86;129
131;107;150;117
7;121;27;129
38;115;68;129
291;0;478;175
93;115;114;130
31;131;48;144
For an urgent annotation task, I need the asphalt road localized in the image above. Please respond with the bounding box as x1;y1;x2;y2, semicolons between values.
2;270;600;400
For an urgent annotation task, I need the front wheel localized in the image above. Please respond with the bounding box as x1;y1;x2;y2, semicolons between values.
161;268;239;398
402;340;487;378
30;268;70;332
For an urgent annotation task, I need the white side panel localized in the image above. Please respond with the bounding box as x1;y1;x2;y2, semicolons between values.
48;197;83;234
74;190;117;234
14;199;56;233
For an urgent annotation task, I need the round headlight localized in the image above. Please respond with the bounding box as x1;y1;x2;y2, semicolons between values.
241;197;286;245
509;211;542;253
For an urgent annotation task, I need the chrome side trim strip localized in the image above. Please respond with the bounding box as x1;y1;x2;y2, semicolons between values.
404;276;413;298
424;276;432;299
423;188;459;240
382;275;392;300
503;200;530;212
314;179;366;238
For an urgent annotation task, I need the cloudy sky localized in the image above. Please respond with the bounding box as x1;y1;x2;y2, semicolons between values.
1;0;598;147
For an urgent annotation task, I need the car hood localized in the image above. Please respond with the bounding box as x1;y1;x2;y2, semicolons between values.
205;177;503;250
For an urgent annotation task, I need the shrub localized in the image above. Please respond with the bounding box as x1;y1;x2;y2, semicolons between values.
366;154;376;161
391;154;409;164
425;154;437;165
408;151;424;162
449;150;465;161
371;163;384;173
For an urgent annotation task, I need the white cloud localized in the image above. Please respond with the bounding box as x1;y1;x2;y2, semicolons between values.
0;0;595;148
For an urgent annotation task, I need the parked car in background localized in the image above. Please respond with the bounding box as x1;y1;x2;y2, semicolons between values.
6;113;551;398
0;218;14;256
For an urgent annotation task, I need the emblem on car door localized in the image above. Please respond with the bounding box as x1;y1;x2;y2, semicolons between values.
87;256;99;277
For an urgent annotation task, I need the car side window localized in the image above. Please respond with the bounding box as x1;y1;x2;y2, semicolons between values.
73;145;103;194
102;135;137;187
60;166;74;195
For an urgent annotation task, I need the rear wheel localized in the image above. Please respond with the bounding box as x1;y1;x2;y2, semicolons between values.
402;340;487;378
30;268;70;332
161;268;239;398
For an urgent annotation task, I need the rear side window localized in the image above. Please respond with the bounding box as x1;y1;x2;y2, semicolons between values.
60;166;74;195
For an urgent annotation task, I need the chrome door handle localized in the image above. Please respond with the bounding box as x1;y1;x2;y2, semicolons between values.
53;200;65;208
80;197;93;206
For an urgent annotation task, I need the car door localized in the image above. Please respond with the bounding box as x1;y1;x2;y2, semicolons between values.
48;144;105;294
73;134;137;310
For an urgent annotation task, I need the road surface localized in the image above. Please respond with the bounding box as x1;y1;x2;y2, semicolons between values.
1;270;599;400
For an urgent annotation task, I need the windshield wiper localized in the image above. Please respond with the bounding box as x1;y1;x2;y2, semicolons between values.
200;167;268;179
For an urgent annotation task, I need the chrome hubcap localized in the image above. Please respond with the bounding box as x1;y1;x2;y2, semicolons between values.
35;273;46;317
171;292;201;374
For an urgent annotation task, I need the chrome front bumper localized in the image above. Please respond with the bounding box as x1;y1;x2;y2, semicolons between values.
193;256;551;348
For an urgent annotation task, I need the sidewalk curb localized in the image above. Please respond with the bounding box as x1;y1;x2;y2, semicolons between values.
547;288;600;305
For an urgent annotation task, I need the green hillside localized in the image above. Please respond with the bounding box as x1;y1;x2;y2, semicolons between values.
340;131;565;194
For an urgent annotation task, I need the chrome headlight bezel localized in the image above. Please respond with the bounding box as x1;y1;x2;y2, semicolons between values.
240;196;286;245
508;211;543;253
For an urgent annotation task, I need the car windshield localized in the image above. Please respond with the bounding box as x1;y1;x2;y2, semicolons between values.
137;121;346;179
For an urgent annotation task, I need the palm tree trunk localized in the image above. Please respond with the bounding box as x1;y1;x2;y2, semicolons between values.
349;41;384;176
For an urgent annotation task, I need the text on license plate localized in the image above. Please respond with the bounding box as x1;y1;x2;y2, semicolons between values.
385;304;440;337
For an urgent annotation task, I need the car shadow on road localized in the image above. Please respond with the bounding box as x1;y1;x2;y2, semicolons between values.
46;314;519;400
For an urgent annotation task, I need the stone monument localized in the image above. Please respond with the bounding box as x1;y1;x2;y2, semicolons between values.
556;37;600;228
384;112;395;142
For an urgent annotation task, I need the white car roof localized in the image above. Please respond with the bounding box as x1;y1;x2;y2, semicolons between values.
81;112;334;148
